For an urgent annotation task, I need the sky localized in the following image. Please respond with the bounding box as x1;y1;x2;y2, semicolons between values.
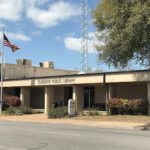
0;0;127;72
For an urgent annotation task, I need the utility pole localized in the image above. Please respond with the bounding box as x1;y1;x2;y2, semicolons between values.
0;26;4;115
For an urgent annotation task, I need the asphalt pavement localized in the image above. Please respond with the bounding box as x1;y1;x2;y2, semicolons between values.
0;121;150;150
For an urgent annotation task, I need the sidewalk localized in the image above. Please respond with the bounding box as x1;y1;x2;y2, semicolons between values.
0;114;149;130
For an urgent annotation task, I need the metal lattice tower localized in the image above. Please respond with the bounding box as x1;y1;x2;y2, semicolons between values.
80;0;88;72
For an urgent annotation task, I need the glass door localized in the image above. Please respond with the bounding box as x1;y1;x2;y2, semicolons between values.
83;86;95;109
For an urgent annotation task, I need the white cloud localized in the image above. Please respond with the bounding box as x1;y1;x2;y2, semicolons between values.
65;37;82;52
64;32;104;53
0;31;31;41
0;0;80;28
26;1;81;28
31;31;42;35
0;0;23;21
7;32;31;41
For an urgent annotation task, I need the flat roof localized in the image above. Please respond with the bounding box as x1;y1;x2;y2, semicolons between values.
4;69;150;81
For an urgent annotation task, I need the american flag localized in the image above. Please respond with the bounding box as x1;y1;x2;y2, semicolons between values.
3;34;20;52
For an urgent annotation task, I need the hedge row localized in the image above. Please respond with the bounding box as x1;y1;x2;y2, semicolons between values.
48;107;68;118
106;98;148;115
3;95;21;109
4;106;33;115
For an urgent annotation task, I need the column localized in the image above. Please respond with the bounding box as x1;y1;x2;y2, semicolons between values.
106;84;113;114
106;84;112;100
20;87;30;107
44;86;55;114
73;85;83;112
147;83;150;115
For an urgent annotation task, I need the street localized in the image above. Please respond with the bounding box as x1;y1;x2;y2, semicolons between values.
0;121;150;150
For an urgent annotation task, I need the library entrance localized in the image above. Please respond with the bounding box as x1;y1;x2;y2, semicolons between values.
83;86;95;109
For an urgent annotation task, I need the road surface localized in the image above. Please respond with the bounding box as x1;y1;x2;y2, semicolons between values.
0;121;149;150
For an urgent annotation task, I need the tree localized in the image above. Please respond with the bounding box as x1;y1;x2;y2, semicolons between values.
92;0;150;68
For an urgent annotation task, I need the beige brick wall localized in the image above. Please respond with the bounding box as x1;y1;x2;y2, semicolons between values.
113;82;147;100
20;87;30;107
54;86;64;105
3;62;77;79
95;85;106;103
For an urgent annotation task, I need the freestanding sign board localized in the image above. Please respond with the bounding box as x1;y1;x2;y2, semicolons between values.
68;99;76;116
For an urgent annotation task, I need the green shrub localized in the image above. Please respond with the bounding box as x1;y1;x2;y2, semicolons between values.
4;106;33;115
48;106;68;118
19;105;33;114
5;106;18;115
87;109;99;116
14;109;23;116
78;111;84;116
128;99;148;115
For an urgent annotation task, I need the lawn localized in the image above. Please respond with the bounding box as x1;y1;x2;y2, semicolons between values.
74;115;150;123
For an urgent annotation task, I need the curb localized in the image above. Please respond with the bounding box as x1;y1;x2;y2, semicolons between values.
0;119;143;131
135;126;150;131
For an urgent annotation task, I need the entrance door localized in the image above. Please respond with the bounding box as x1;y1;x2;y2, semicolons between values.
64;87;73;106
15;88;20;97
83;86;95;109
30;87;44;109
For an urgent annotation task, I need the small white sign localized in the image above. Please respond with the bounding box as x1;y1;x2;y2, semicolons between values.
68;99;76;116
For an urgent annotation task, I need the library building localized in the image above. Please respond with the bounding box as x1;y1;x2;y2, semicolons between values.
1;59;150;114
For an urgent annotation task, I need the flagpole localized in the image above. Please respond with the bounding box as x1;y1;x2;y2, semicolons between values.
0;26;4;115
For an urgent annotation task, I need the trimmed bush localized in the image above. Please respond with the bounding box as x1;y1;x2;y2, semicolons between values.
87;109;99;116
5;106;18;115
18;105;33;114
3;95;21;109
48;106;68;118
14;109;23;116
107;98;148;115
4;106;33;115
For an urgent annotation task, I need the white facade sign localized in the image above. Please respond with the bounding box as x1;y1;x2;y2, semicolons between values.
38;78;75;85
68;99;76;116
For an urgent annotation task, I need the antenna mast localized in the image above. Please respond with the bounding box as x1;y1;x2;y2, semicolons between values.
80;0;88;72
